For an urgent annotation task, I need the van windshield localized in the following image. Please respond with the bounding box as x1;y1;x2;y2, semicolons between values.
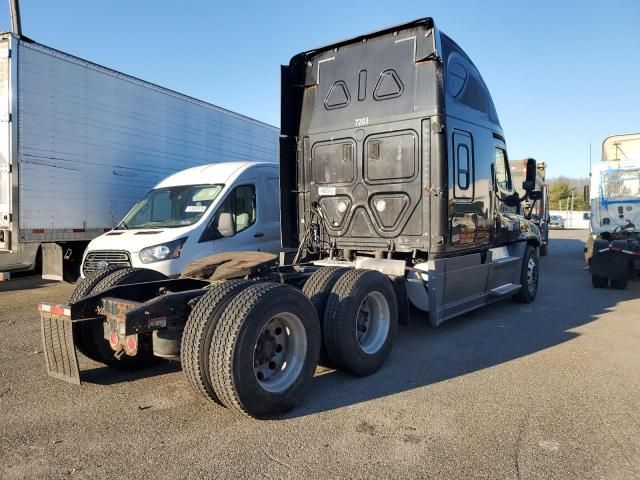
120;184;224;229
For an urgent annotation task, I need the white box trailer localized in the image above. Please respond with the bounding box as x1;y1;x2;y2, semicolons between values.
0;33;278;280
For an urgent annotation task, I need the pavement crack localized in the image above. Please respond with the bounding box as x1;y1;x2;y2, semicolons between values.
261;448;292;471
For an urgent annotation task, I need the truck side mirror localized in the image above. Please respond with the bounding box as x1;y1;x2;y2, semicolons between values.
522;158;537;192
583;185;590;203
528;190;542;201
217;212;235;237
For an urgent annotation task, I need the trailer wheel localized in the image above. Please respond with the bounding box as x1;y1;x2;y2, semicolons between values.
513;245;539;303
209;283;320;418
610;278;628;290
323;269;398;376
181;280;254;405
77;268;168;370
592;275;608;288
302;267;349;364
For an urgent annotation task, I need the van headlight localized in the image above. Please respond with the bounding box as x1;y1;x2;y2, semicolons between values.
139;238;187;264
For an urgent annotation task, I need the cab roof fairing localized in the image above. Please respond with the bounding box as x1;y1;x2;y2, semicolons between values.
281;17;503;138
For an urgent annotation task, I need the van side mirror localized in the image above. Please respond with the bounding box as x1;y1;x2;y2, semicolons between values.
583;185;590;203
217;212;235;237
522;158;537;192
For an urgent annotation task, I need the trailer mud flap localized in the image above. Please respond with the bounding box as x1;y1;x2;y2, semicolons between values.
39;303;82;385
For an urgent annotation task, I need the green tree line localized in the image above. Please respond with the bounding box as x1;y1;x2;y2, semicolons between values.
547;177;590;211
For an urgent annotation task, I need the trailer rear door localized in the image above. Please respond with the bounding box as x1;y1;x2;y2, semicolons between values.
0;37;12;250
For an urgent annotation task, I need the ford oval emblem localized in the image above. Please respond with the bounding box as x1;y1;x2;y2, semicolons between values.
96;261;109;269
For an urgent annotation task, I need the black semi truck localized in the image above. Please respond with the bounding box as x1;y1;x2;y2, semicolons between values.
40;18;543;418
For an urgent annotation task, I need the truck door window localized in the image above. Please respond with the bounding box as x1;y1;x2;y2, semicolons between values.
494;148;512;191
453;131;474;199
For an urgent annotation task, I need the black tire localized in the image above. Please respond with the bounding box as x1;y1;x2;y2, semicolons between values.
610;278;628;290
323;269;398;376
539;242;548;257
69;265;127;303
181;280;254;405
513;245;539;303
69;265;129;362
302;267;349;364
592;275;608;288
209;282;320;418
75;267;168;370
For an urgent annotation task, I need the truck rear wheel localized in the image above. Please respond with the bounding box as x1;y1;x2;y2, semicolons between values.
209;283;320;418
74;267;168;370
592;275;608;288
513;245;539;303
181;280;254;405
302;266;349;364
323;269;398;376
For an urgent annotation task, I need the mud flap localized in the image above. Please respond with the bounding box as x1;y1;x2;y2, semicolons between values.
589;250;630;281
40;304;82;385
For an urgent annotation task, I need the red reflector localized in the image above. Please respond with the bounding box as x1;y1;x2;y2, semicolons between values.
32;229;45;234
126;335;137;352
109;332;119;347
72;228;85;233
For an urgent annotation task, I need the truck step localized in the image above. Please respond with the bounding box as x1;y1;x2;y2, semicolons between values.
491;255;520;265
489;283;521;297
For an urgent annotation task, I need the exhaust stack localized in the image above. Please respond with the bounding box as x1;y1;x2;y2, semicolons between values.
9;0;22;36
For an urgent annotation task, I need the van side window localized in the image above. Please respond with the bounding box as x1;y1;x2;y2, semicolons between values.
453;130;474;200
494;148;512;191
200;185;256;242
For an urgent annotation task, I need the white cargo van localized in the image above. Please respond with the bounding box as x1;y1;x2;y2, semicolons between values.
80;161;279;278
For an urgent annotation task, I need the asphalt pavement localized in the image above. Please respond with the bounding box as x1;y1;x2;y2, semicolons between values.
0;229;638;479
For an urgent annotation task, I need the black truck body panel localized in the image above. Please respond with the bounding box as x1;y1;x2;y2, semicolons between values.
280;18;526;259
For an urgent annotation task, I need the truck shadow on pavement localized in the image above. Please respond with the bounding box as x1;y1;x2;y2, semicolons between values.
79;360;182;385
289;236;639;418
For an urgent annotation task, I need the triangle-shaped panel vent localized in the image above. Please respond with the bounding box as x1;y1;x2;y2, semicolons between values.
373;70;404;100
324;81;351;110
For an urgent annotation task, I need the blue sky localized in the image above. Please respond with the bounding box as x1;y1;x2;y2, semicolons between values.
1;1;638;178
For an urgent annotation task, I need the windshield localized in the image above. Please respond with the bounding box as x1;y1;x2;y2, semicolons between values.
601;169;640;201
120;184;224;229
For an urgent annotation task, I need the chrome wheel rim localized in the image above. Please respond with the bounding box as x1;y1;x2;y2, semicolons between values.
356;291;390;354
253;313;306;393
526;256;538;294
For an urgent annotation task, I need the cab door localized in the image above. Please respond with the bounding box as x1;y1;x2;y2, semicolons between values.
492;142;520;245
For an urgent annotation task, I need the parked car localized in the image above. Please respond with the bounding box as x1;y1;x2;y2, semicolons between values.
80;161;280;278
549;215;565;229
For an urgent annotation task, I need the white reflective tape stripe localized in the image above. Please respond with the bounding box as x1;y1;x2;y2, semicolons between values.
63;307;71;316
40;304;51;313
